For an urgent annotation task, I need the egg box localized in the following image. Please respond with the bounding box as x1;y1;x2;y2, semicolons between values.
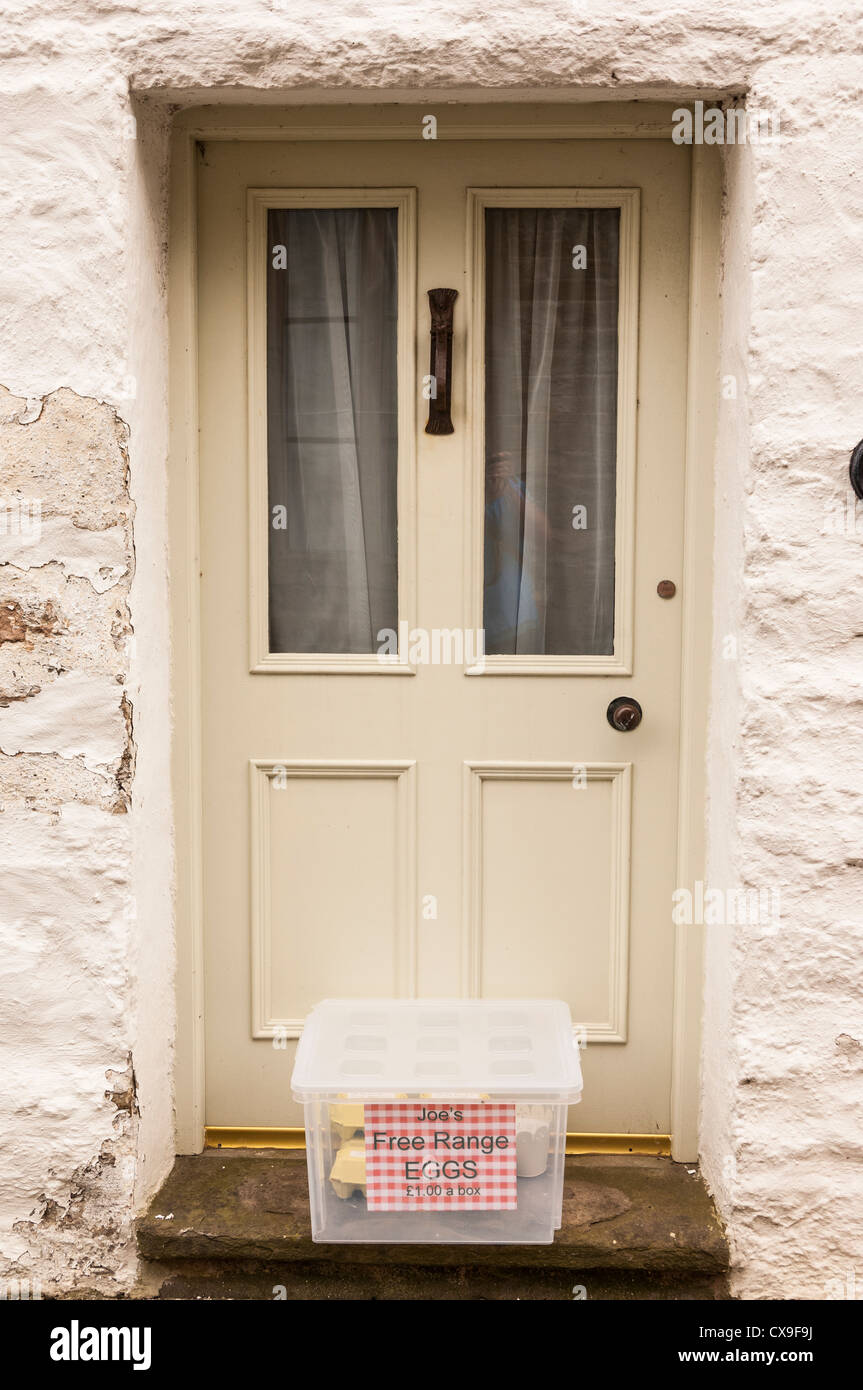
291;998;583;1244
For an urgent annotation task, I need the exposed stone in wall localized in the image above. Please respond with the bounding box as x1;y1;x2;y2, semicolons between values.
0;386;137;1293
0;387;134;807
0;598;62;648
11;1059;139;1291
11;1139;137;1295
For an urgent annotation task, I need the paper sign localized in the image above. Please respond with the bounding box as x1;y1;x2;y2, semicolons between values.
364;1102;517;1211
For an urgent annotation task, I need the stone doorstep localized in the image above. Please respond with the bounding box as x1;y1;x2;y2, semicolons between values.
152;1263;729;1301
138;1150;728;1275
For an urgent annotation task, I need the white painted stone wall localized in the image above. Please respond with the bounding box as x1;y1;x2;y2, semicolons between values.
1;1;861;1300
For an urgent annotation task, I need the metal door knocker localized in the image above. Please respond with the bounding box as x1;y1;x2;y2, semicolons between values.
425;288;458;435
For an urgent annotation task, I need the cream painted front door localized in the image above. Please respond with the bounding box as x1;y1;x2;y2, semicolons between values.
197;119;691;1136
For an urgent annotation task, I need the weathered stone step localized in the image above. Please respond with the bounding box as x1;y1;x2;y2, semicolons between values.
138;1150;728;1276
153;1262;729;1300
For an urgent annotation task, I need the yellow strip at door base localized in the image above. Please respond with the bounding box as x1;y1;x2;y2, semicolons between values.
565;1133;671;1156
203;1127;672;1156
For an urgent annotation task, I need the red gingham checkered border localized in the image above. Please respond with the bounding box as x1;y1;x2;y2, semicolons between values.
364;1102;517;1211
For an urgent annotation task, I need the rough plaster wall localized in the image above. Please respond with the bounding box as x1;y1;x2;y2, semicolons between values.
0;388;140;1291
0;51;173;1294
1;0;862;1298
702;86;863;1299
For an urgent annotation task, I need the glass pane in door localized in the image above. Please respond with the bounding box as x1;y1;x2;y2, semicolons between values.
266;207;399;654
484;207;620;657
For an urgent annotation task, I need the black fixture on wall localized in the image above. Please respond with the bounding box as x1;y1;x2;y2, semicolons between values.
850;439;863;500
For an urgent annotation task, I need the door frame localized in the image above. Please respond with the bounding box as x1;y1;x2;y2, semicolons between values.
168;101;720;1160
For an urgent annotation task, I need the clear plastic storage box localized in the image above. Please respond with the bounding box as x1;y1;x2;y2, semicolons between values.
291;998;583;1244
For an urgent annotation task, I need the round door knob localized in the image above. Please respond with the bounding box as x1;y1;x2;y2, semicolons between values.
607;696;643;731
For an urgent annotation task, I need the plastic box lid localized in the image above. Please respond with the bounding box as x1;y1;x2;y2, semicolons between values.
291;998;583;1102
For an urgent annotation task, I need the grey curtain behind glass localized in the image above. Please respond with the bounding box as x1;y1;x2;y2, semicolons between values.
267;207;399;653
484;207;619;656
